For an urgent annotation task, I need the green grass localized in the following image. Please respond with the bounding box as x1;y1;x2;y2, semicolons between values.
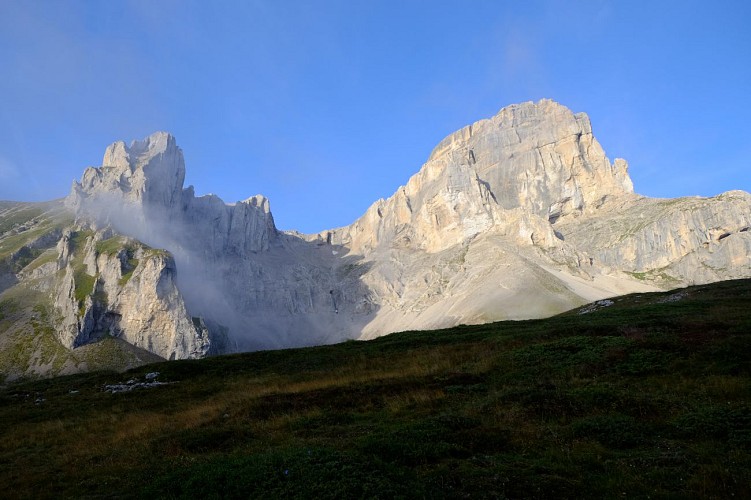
0;225;53;260
95;236;128;256
22;250;57;273
0;207;42;236
0;202;70;262
626;268;681;284
72;267;95;303
8;246;44;273
0;291;70;377
72;267;95;316
0;279;750;498
69;229;94;255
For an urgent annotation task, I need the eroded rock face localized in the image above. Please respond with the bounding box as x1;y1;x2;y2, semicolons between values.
70;132;186;212
428;99;634;218
557;191;751;285
52;228;210;359
67;131;277;258
323;99;634;255
56;99;751;358
64;133;371;354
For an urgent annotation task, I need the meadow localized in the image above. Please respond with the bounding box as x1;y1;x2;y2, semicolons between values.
1;279;749;498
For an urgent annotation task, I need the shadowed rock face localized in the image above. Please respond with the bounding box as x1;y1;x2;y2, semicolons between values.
52;99;751;358
71;132;186;211
67;131;277;256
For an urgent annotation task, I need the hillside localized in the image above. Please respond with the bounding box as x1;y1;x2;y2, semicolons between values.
0;201;163;380
1;279;749;498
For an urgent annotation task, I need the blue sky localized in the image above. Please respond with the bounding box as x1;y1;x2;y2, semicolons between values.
1;0;749;233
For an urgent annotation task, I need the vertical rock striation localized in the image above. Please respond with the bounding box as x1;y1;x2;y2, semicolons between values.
67;131;277;257
52;228;210;359
325;99;635;255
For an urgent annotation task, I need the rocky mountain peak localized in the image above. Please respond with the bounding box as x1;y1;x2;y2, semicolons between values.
328;99;637;255
429;99;634;209
68;131;279;267
69;131;185;213
102;131;179;169
241;194;272;214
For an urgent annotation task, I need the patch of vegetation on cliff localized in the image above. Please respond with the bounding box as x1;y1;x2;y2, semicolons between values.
626;268;680;285
30;304;70;373
1;279;750;498
61;229;94;314
93;236;146;286
0;289;69;378
73;267;95;316
95;236;142;258
118;253;140;286
9;246;44;273
69;229;94;255
118;263;138;286
144;248;170;258
121;245;141;281
94;236;127;256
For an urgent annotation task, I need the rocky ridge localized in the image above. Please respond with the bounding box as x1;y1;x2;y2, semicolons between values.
52;228;210;359
2;99;750;371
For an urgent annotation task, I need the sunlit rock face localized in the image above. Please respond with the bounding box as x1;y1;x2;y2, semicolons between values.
555;191;751;284
51;99;751;359
324;99;635;255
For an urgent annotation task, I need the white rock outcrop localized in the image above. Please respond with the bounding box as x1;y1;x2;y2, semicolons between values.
67;132;277;258
56;99;751;357
52;228;210;359
557;191;751;284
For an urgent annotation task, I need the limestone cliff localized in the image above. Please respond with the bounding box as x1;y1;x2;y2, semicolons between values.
324;99;635;255
37;99;751;359
557;191;751;285
52;228;210;359
67;131;277;258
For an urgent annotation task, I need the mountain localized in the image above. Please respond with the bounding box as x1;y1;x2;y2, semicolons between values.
1;99;749;379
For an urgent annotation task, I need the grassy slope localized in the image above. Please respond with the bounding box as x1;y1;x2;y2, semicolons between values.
0;200;70;261
0;279;750;499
